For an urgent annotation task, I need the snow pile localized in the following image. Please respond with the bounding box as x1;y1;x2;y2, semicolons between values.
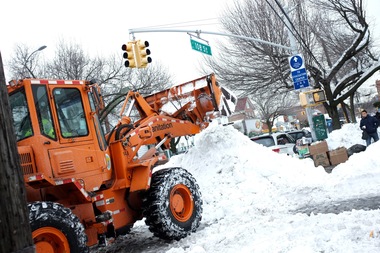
326;122;365;149
157;123;380;252
164;125;329;216
327;142;380;199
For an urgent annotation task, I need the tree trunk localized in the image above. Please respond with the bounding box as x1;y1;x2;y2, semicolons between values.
0;52;35;253
169;137;182;155
329;106;341;130
340;102;351;123
349;94;357;123
266;119;273;134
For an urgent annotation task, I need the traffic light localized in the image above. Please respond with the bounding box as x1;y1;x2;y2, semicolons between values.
312;90;326;103
299;92;308;107
299;89;326;107
135;40;152;68
122;42;136;68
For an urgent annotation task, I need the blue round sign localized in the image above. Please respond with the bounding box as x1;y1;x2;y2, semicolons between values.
290;55;303;69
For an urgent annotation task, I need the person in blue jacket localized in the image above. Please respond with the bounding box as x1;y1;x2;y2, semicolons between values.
360;110;379;146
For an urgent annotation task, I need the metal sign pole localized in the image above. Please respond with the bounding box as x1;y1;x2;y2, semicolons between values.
284;7;317;141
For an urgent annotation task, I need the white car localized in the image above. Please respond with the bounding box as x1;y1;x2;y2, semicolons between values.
250;132;297;155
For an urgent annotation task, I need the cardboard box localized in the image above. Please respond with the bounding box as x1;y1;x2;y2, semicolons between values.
312;152;330;167
308;140;329;156
329;147;348;166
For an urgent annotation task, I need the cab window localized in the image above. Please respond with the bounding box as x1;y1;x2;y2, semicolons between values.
10;88;33;141
53;88;88;138
88;92;107;150
32;85;56;140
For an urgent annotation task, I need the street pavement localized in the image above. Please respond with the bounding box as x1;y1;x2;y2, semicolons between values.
294;195;380;215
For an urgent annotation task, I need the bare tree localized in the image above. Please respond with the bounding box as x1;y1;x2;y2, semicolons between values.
304;0;380;129
204;0;380;130
8;44;46;80
205;0;291;95
45;40;105;81
253;91;297;133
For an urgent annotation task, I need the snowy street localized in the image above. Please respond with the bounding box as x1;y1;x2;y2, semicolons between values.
92;123;380;253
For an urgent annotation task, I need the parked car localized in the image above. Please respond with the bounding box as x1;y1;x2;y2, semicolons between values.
250;132;297;155
286;129;312;141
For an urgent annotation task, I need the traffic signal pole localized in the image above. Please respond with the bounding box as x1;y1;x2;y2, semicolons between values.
129;23;315;137
129;28;293;51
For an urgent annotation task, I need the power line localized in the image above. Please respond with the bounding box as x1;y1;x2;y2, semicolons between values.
143;23;221;30
273;0;325;71
266;0;325;72
264;0;297;48
135;18;220;30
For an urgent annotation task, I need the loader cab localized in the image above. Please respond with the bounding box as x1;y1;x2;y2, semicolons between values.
8;79;112;193
10;82;92;143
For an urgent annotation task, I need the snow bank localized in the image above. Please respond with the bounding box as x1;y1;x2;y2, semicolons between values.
162;125;330;220
156;123;380;252
326;123;366;149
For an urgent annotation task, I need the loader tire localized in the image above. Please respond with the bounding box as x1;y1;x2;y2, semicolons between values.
28;201;89;253
143;167;203;240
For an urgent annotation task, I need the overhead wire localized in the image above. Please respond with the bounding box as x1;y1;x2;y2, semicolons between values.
272;0;325;72
135;18;220;30
264;0;325;72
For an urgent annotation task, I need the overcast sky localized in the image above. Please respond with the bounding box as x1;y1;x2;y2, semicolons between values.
1;0;379;85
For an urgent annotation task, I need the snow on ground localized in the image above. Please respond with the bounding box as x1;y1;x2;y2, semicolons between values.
104;123;380;253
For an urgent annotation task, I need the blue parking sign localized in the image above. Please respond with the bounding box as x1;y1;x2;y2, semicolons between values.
289;54;310;90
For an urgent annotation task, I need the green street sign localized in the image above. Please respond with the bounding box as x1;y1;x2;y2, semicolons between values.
190;39;212;56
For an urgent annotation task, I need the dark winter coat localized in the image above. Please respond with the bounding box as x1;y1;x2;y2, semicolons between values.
376;112;380;121
360;115;379;134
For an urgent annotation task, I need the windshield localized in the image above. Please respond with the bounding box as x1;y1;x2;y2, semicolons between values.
9;88;33;141
53;88;88;138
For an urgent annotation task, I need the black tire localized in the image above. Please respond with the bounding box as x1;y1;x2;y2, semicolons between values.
28;201;89;253
293;144;299;154
143;167;203;240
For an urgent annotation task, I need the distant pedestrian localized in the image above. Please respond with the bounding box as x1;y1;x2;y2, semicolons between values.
376;111;380;121
360;110;379;146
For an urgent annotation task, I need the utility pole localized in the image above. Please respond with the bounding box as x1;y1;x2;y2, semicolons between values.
283;6;317;141
0;51;35;253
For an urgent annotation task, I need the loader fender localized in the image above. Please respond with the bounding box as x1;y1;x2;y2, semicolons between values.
143;167;202;240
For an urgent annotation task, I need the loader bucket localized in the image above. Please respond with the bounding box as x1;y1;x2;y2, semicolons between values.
144;73;237;125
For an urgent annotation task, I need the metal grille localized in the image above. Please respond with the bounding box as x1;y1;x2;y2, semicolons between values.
19;152;34;175
59;160;75;173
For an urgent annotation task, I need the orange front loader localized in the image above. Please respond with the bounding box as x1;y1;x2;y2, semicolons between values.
7;73;236;252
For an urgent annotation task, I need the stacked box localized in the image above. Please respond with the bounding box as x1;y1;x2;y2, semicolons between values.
308;141;330;167
328;147;348;166
308;140;328;155
312;152;330;167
